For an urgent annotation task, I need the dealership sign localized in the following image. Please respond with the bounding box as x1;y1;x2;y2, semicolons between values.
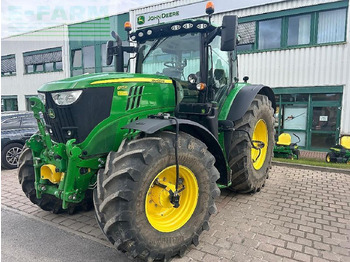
135;0;285;28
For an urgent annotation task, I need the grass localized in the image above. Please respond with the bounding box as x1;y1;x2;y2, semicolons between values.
273;157;350;170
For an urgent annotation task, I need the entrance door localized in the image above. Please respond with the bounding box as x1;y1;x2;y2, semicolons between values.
283;106;307;146
309;105;341;149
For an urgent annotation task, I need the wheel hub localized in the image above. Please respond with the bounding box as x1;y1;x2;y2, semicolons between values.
145;165;199;232
6;146;22;165
149;179;176;209
251;119;268;170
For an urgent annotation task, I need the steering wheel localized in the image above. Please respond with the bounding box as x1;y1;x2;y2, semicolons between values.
164;61;176;68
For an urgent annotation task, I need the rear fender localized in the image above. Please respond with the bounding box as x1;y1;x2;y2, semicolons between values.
227;85;276;122
123;118;229;185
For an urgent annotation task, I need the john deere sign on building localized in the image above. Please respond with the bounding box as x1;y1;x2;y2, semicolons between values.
134;0;286;28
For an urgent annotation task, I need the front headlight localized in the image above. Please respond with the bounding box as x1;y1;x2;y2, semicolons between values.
38;93;46;105
51;90;82;105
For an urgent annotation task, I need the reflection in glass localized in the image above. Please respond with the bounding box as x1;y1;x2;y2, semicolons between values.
46;62;54;72
288;14;311;46
56;61;63;70
311;93;340;101
258;18;282;49
312;107;337;131
83;46;95;69
311;133;335;149
72;50;82;67
318;9;346;44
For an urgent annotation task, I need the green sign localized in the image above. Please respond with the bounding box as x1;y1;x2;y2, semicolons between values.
137;16;145;25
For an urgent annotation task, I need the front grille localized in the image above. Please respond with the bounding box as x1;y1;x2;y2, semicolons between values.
43;87;114;144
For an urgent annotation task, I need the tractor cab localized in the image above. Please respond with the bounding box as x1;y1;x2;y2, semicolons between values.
106;9;238;138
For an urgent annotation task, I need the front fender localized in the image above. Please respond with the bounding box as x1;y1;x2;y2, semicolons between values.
123;118;229;185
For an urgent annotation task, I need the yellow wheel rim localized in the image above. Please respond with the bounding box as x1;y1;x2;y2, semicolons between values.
326;155;330;163
145;165;198;232
251;119;268;170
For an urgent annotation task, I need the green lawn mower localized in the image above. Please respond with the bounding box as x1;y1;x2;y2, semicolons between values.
326;135;350;164
274;133;300;160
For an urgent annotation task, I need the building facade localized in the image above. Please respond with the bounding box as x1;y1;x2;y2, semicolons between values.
1;25;69;111
1;13;129;111
130;0;349;151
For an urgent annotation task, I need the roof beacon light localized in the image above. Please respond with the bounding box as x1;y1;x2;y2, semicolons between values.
205;1;215;15
124;21;132;32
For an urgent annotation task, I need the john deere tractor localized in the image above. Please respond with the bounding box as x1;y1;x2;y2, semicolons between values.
19;3;275;261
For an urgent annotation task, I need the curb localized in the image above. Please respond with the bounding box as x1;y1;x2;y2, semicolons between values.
272;160;350;175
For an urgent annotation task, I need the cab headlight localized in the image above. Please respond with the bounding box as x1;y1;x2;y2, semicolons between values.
38;93;46;105
51;90;82;105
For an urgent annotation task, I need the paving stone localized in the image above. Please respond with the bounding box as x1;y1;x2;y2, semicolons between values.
293;252;311;262
286;242;302;252
275;247;292;258
2;166;350;262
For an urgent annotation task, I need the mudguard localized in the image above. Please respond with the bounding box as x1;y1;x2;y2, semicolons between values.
123;118;229;185
227;85;276;122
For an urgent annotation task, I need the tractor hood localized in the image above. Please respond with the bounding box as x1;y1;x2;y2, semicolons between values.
38;73;173;92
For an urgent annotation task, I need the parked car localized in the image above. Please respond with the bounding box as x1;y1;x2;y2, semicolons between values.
1;111;38;169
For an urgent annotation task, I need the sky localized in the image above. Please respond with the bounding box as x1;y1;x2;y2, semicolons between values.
1;0;164;38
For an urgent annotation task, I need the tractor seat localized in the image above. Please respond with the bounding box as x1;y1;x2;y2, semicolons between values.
276;133;292;146
340;136;350;149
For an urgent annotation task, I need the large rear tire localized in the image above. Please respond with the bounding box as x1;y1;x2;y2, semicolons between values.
18;148;93;214
228;94;274;193
94;131;220;261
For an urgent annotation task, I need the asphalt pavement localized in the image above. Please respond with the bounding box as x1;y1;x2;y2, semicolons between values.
1;208;131;262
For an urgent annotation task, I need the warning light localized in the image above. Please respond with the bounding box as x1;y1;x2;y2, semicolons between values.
206;2;215;15
124;21;132;32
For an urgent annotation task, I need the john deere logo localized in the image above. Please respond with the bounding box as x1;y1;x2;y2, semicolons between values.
137;16;145;25
48;108;55;119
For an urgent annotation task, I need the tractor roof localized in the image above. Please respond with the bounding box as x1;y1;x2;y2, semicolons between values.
130;19;216;43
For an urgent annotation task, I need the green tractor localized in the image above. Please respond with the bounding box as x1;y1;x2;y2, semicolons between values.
18;4;275;261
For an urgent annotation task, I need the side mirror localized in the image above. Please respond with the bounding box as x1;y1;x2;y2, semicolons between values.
221;15;238;51
106;40;114;66
106;31;123;66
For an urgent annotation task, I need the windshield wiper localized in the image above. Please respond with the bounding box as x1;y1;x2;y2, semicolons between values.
142;37;168;62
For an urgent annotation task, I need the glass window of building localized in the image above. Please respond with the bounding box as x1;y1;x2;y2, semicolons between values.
317;9;347;44
24;48;62;74
288;14;311;46
1;96;18;112
72;49;82;67
1;55;16;76
258;18;282;49
237;22;256;51
45;62;54;72
82;46;95;73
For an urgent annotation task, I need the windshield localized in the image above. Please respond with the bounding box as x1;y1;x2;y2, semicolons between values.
138;33;201;81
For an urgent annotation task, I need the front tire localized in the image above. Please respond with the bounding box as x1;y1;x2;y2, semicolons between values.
18;148;93;214
18;148;63;213
228;94;274;193
94;132;220;261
